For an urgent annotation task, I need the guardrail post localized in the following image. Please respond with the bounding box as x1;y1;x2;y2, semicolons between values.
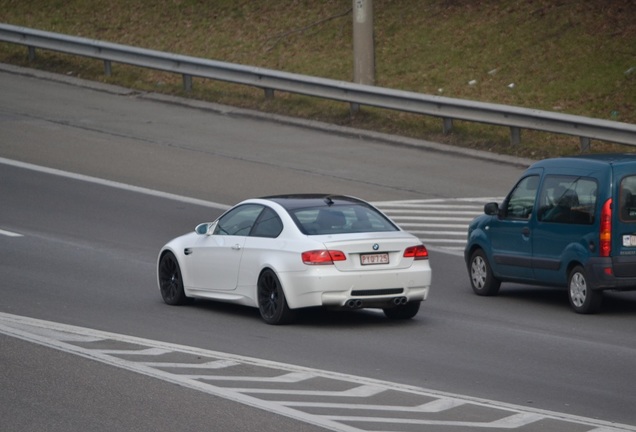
580;137;591;153
183;74;192;92
103;60;112;76
264;88;274;100
510;127;521;146
28;46;36;61
442;117;453;134
350;102;360;115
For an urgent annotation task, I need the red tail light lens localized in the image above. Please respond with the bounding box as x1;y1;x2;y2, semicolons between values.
600;198;612;257
302;250;346;265
404;245;429;260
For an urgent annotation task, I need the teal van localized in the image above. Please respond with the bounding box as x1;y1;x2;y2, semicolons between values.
465;154;636;313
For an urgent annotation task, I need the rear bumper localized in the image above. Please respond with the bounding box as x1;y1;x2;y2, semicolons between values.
277;262;432;309
585;257;636;291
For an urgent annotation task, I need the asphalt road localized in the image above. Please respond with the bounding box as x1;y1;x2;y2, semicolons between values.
1;65;635;431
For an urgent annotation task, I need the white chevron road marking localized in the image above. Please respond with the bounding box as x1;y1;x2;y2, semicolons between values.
0;313;632;432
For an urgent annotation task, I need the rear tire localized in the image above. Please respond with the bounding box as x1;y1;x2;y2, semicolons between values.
383;301;421;320
469;249;501;296
158;252;189;305
568;266;602;314
257;269;296;325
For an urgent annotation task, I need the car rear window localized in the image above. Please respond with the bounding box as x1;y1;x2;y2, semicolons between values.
289;204;399;235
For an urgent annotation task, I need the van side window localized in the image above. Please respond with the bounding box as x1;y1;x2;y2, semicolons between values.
620;176;636;222
538;175;597;224
504;175;539;219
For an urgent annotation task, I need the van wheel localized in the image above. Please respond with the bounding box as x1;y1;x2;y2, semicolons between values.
469;249;501;296
568;266;602;314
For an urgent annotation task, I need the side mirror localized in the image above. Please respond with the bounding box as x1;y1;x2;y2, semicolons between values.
195;223;213;235
484;202;500;216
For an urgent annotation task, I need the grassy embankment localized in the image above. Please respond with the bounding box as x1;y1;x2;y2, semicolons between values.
1;0;634;159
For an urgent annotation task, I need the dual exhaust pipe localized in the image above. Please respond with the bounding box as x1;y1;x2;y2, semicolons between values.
392;296;408;305
346;299;363;308
345;296;408;308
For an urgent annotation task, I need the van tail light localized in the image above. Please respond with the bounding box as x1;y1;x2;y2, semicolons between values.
302;250;346;265
600;198;612;257
404;245;429;260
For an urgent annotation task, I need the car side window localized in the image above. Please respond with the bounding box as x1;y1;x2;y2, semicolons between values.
503;175;539;219
620;176;636;222
538;175;597;224
250;207;283;238
214;204;264;236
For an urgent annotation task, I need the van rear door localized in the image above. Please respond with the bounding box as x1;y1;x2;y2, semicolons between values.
612;171;636;277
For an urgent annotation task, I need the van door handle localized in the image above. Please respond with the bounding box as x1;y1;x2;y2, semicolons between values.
521;227;530;236
232;244;242;250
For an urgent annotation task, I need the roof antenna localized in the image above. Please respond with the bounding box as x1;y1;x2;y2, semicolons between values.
324;196;334;206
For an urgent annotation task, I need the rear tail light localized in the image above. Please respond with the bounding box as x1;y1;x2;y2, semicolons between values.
600;198;612;257
404;245;429;260
302;249;346;265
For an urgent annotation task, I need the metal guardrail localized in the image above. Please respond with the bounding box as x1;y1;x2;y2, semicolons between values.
1;23;635;149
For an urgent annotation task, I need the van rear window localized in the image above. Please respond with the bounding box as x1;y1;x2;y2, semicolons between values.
620;176;636;222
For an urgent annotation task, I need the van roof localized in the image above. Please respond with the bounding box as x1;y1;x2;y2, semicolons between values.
533;153;636;169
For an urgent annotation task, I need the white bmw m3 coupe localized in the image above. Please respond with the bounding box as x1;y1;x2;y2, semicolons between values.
157;194;432;324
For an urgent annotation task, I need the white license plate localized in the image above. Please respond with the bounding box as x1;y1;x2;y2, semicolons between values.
360;253;389;265
623;235;636;247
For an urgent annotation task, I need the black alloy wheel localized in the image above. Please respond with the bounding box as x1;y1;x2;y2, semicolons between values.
158;252;189;305
257;269;295;325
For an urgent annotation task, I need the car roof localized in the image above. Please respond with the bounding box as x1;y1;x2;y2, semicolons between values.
261;194;368;210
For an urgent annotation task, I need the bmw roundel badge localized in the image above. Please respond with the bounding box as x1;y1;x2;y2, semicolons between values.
373;243;379;250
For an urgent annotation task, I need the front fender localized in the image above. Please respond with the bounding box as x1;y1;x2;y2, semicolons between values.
465;226;493;266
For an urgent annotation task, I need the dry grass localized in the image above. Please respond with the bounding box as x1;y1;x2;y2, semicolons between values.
1;0;635;159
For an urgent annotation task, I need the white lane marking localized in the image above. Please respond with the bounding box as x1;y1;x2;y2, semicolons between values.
0;157;231;210
0;313;633;432
391;216;475;221
324;412;545;428
0;228;23;237
95;347;171;356
373;198;505;257
231;384;388;397
279;398;466;412
375;198;503;205
187;371;316;383
141;360;241;369
0;313;355;432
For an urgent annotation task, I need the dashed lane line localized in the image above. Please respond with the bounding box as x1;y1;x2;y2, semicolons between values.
0;228;23;237
0;312;632;432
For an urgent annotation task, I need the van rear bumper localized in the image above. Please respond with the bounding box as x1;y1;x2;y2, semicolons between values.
585;256;636;291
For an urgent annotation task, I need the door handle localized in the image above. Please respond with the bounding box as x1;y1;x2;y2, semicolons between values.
521;227;530;236
232;244;242;250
